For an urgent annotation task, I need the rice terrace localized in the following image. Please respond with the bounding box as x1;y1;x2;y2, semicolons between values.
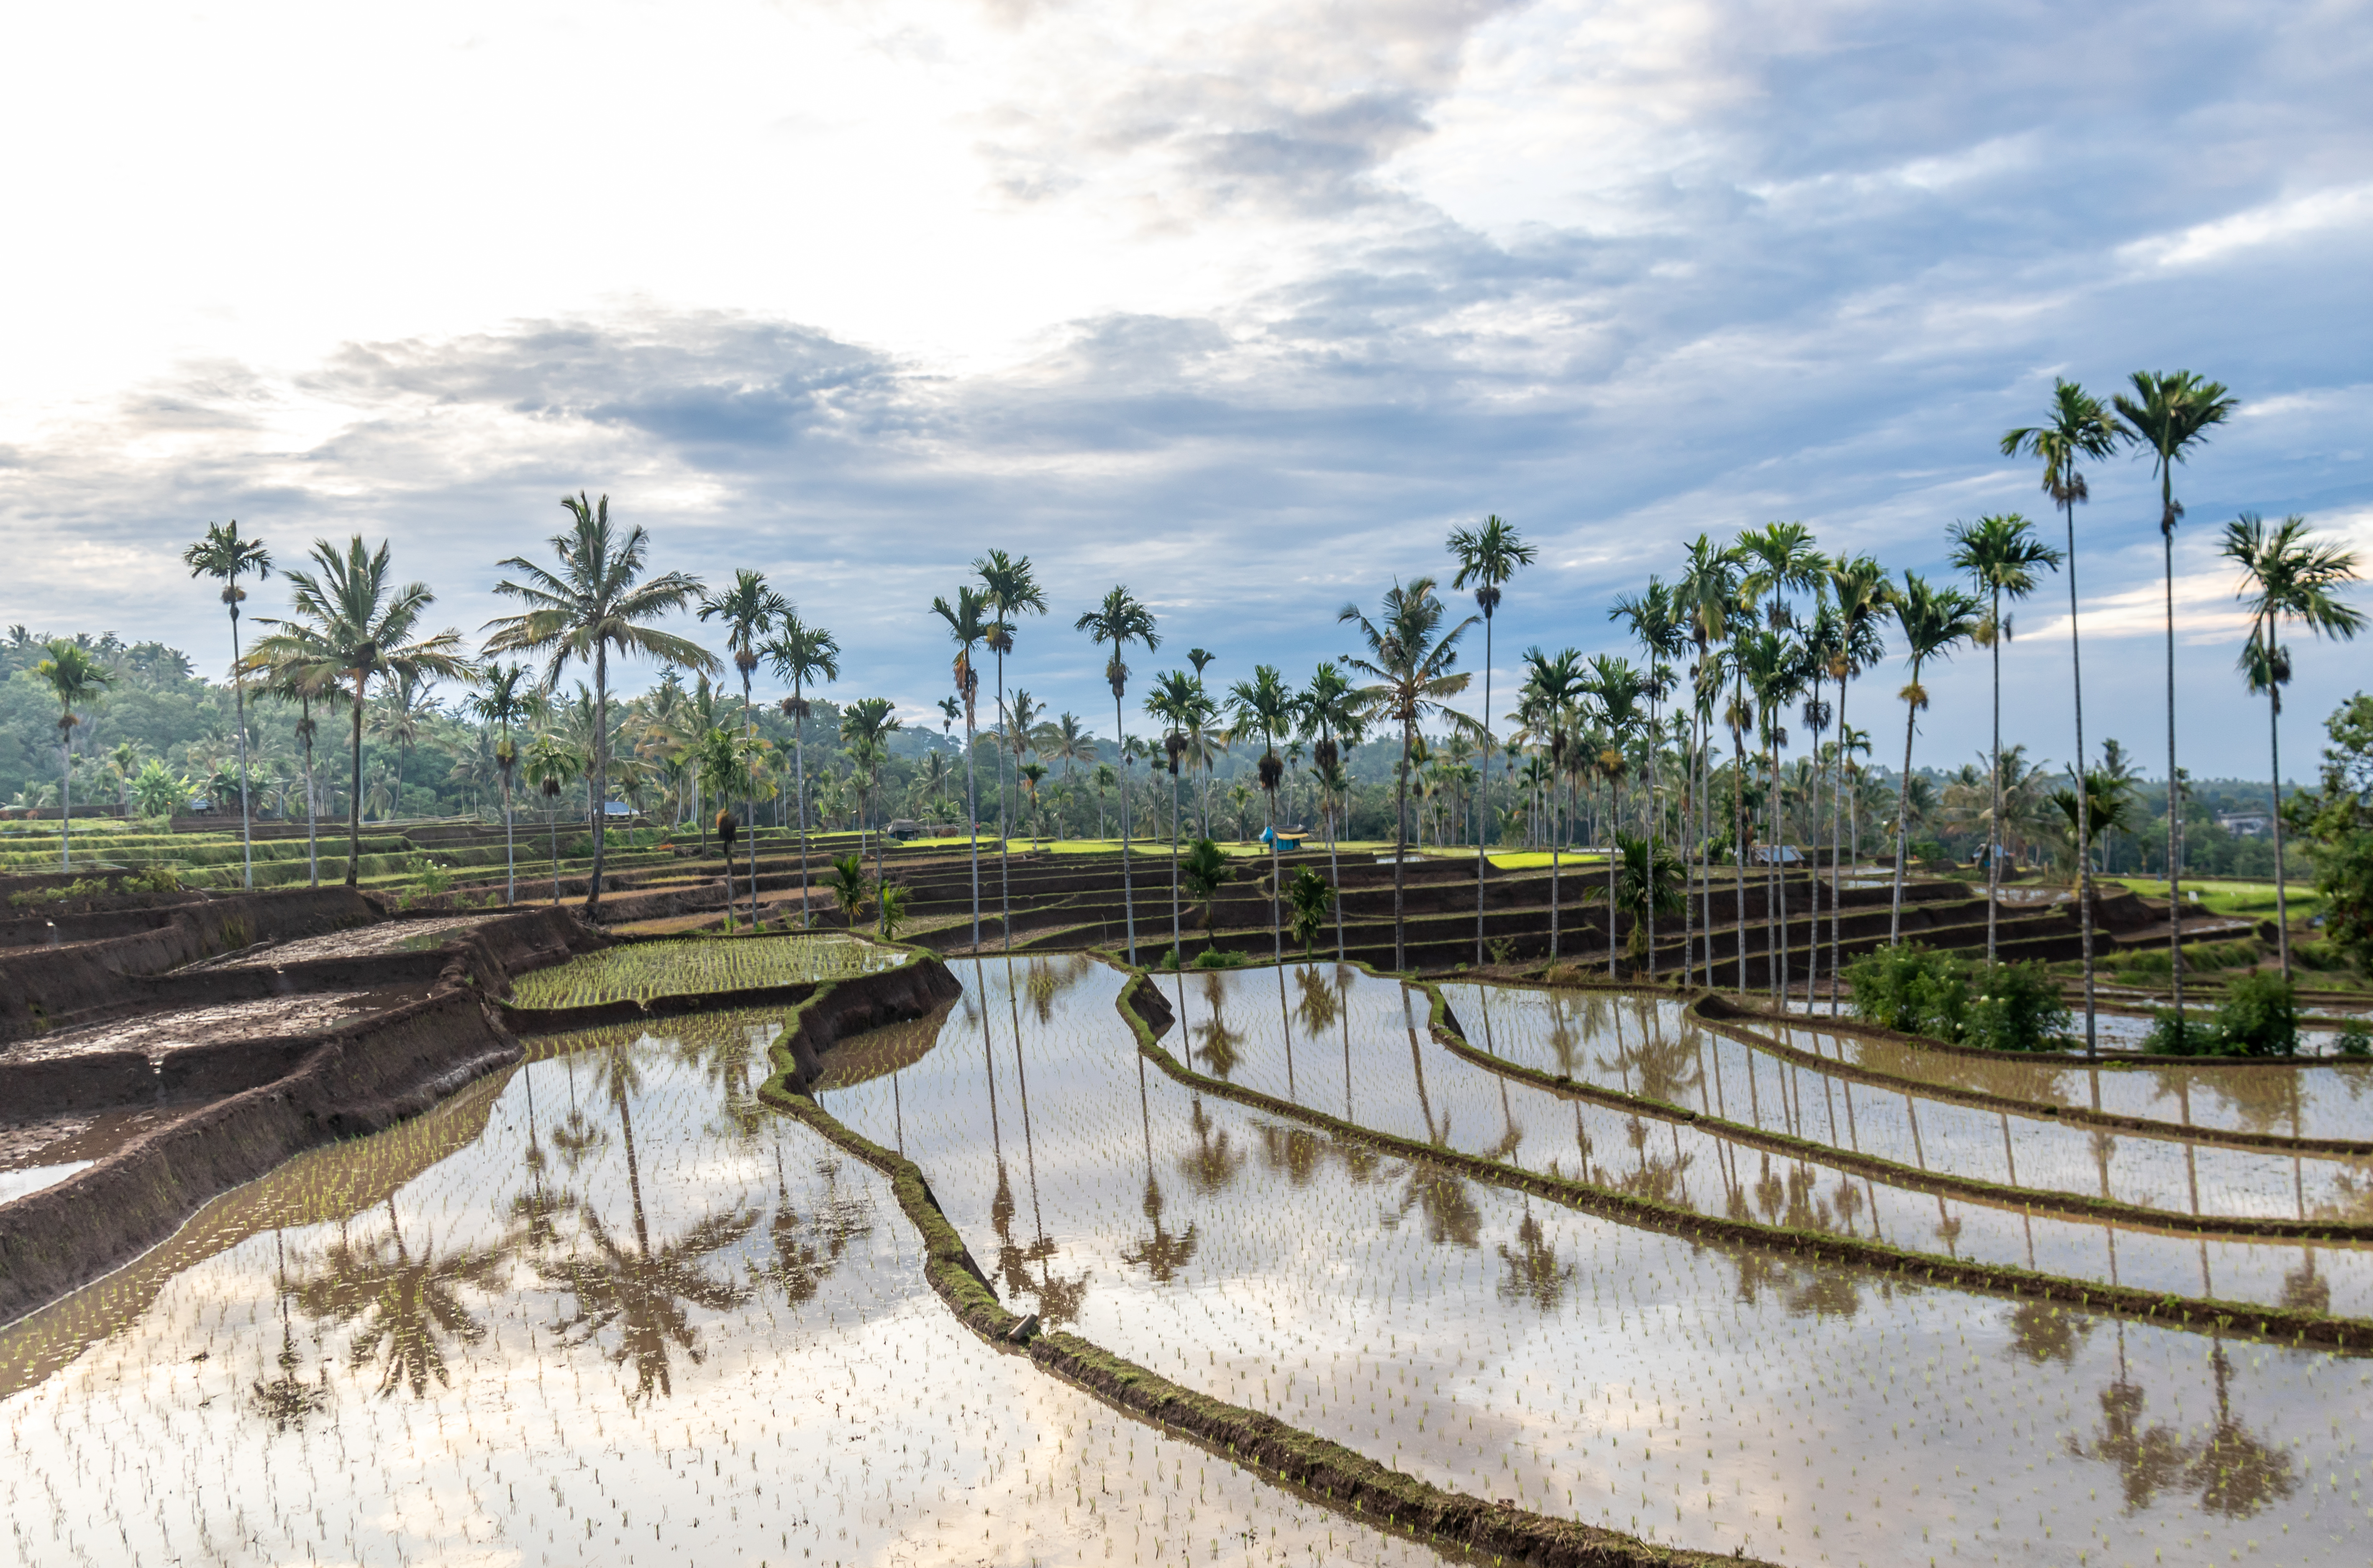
8;6;2373;1567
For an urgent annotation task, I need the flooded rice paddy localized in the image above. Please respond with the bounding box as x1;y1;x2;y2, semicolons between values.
507;934;908;1010
0;1012;1446;1567
818;958;2373;1565
8;949;2373;1567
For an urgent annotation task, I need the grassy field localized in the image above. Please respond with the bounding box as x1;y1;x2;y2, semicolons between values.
2106;875;2323;920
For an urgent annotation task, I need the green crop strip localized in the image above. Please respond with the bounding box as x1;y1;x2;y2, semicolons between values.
505;932;907;1009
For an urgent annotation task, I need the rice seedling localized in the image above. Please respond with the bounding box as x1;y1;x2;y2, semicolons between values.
507;931;908;1010
0;1023;1438;1566
813;957;2373;1564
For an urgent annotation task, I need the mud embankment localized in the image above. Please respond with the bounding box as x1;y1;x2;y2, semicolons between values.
0;906;601;1325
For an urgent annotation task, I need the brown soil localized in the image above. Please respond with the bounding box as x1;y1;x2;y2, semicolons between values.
187;912;513;968
4;991;399;1064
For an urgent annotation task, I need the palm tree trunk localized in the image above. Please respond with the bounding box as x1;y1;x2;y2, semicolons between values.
1607;775;1621;979
58;731;71;870
587;644;609;912
346;675;366;886
995;651;1012;951
1986;585;2002;965
2068;495;2096;1055
1890;663;1921;945
794;683;812;930
1267;768;1282;964
1117;691;1136;964
502;759;515;906
2267;616;2292;981
965;715;983;947
302;703;319;889
1644;692;1658;979
1170;755;1183;964
2163;506;2184;1016
1732;695;1748;993
1475;614;1492;965
1329;775;1345;965
1830;679;1848;1013
229;601;254;889
1767;726;1782;1005
1394;725;1410;971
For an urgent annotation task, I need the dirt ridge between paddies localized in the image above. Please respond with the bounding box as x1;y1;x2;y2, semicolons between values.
1430;987;2371;1243
0;907;593;1326
1116;954;2373;1356
753;946;1769;1568
1685;993;2373;1159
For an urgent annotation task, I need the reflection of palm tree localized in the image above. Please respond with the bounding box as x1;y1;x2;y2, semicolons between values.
2186;1342;2298;1519
752;1151;873;1307
296;1198;507;1399
1192;969;1246;1080
543;1036;759;1402
1394;1157;1484;1247
1179;1097;1248;1195
1496;1211;1573;1310
250;1229;331;1430
2004;1299;2093;1367
1122;1173;1200;1283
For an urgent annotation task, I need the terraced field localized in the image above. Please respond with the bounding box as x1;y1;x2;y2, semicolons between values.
505;931;908;1008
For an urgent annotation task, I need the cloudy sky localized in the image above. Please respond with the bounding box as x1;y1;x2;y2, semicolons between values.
3;0;2368;780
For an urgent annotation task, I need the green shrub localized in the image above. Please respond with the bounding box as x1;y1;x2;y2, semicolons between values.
2333;1018;2371;1059
2213;972;2299;1057
2143;974;2301;1057
1192;947;1250;970
416;861;454;896
1841;943;2068;1051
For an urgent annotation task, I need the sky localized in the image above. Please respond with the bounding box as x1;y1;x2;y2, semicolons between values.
3;0;2368;782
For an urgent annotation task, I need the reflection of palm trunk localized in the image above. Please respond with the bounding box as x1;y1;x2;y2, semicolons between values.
1402;987;1436;1143
1276;964;1297;1103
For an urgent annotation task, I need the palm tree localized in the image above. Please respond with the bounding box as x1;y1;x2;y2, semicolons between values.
259;537;469;886
978;550;1049;949
1518;647;1586;964
1948;514;2063;963
1447;516;1537;966
1886;573;1982;943
1145;670;1201;962
1610;578;1684;979
838;697;902;894
468;662;533;904
1227;663;1299;963
182;520;272;888
523;733;583;904
484;494;716;911
2221;513;2364;979
762;611;840;930
692;725;756;925
369;667;440;820
247;644;344;885
1585;655;1647;979
2115;371;2238;1012
1339;581;1474;971
1822;555;1890;1004
1297;660;1366;962
931;586;997;948
33;640;111;868
2004;379;2125;1052
1076;586;1161;964
1737;522;1825;997
1676;537;1743;985
698;567;789;912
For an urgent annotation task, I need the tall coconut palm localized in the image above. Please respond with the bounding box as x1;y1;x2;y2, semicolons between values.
2221;513;2364;980
2004;378;2127;1052
1886;573;1982;943
1610;578;1684;978
1948;514;2063;963
1823;556;1891;1002
1518;647;1587;964
1447;516;1537;966
484;495;716;912
260;537;469;886
34;640;111;868
1145;670;1202;962
698;568;789;916
762;612;841;929
977;551;1049;949
2115;371;2238;1011
839;697;902;896
246;643;344;886
1297;660;1366;963
182;521;272;887
933;587;998;949
1076;586;1161;964
1228;663;1300;963
1737;522;1825;997
1675;537;1743;985
468;662;533;905
1585;655;1648;979
1340;581;1475;971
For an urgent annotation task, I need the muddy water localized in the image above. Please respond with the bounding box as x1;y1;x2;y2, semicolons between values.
1440;985;2373;1225
1743;1015;2373;1140
1;1011;1449;1567
817;958;2373;1565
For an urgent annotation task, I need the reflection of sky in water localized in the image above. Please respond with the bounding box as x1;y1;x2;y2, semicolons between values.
1752;1012;2373;1139
1443;984;2373;1228
0;1023;1445;1567
822;959;2373;1564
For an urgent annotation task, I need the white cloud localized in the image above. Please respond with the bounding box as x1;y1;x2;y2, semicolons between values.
2122;182;2373;270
